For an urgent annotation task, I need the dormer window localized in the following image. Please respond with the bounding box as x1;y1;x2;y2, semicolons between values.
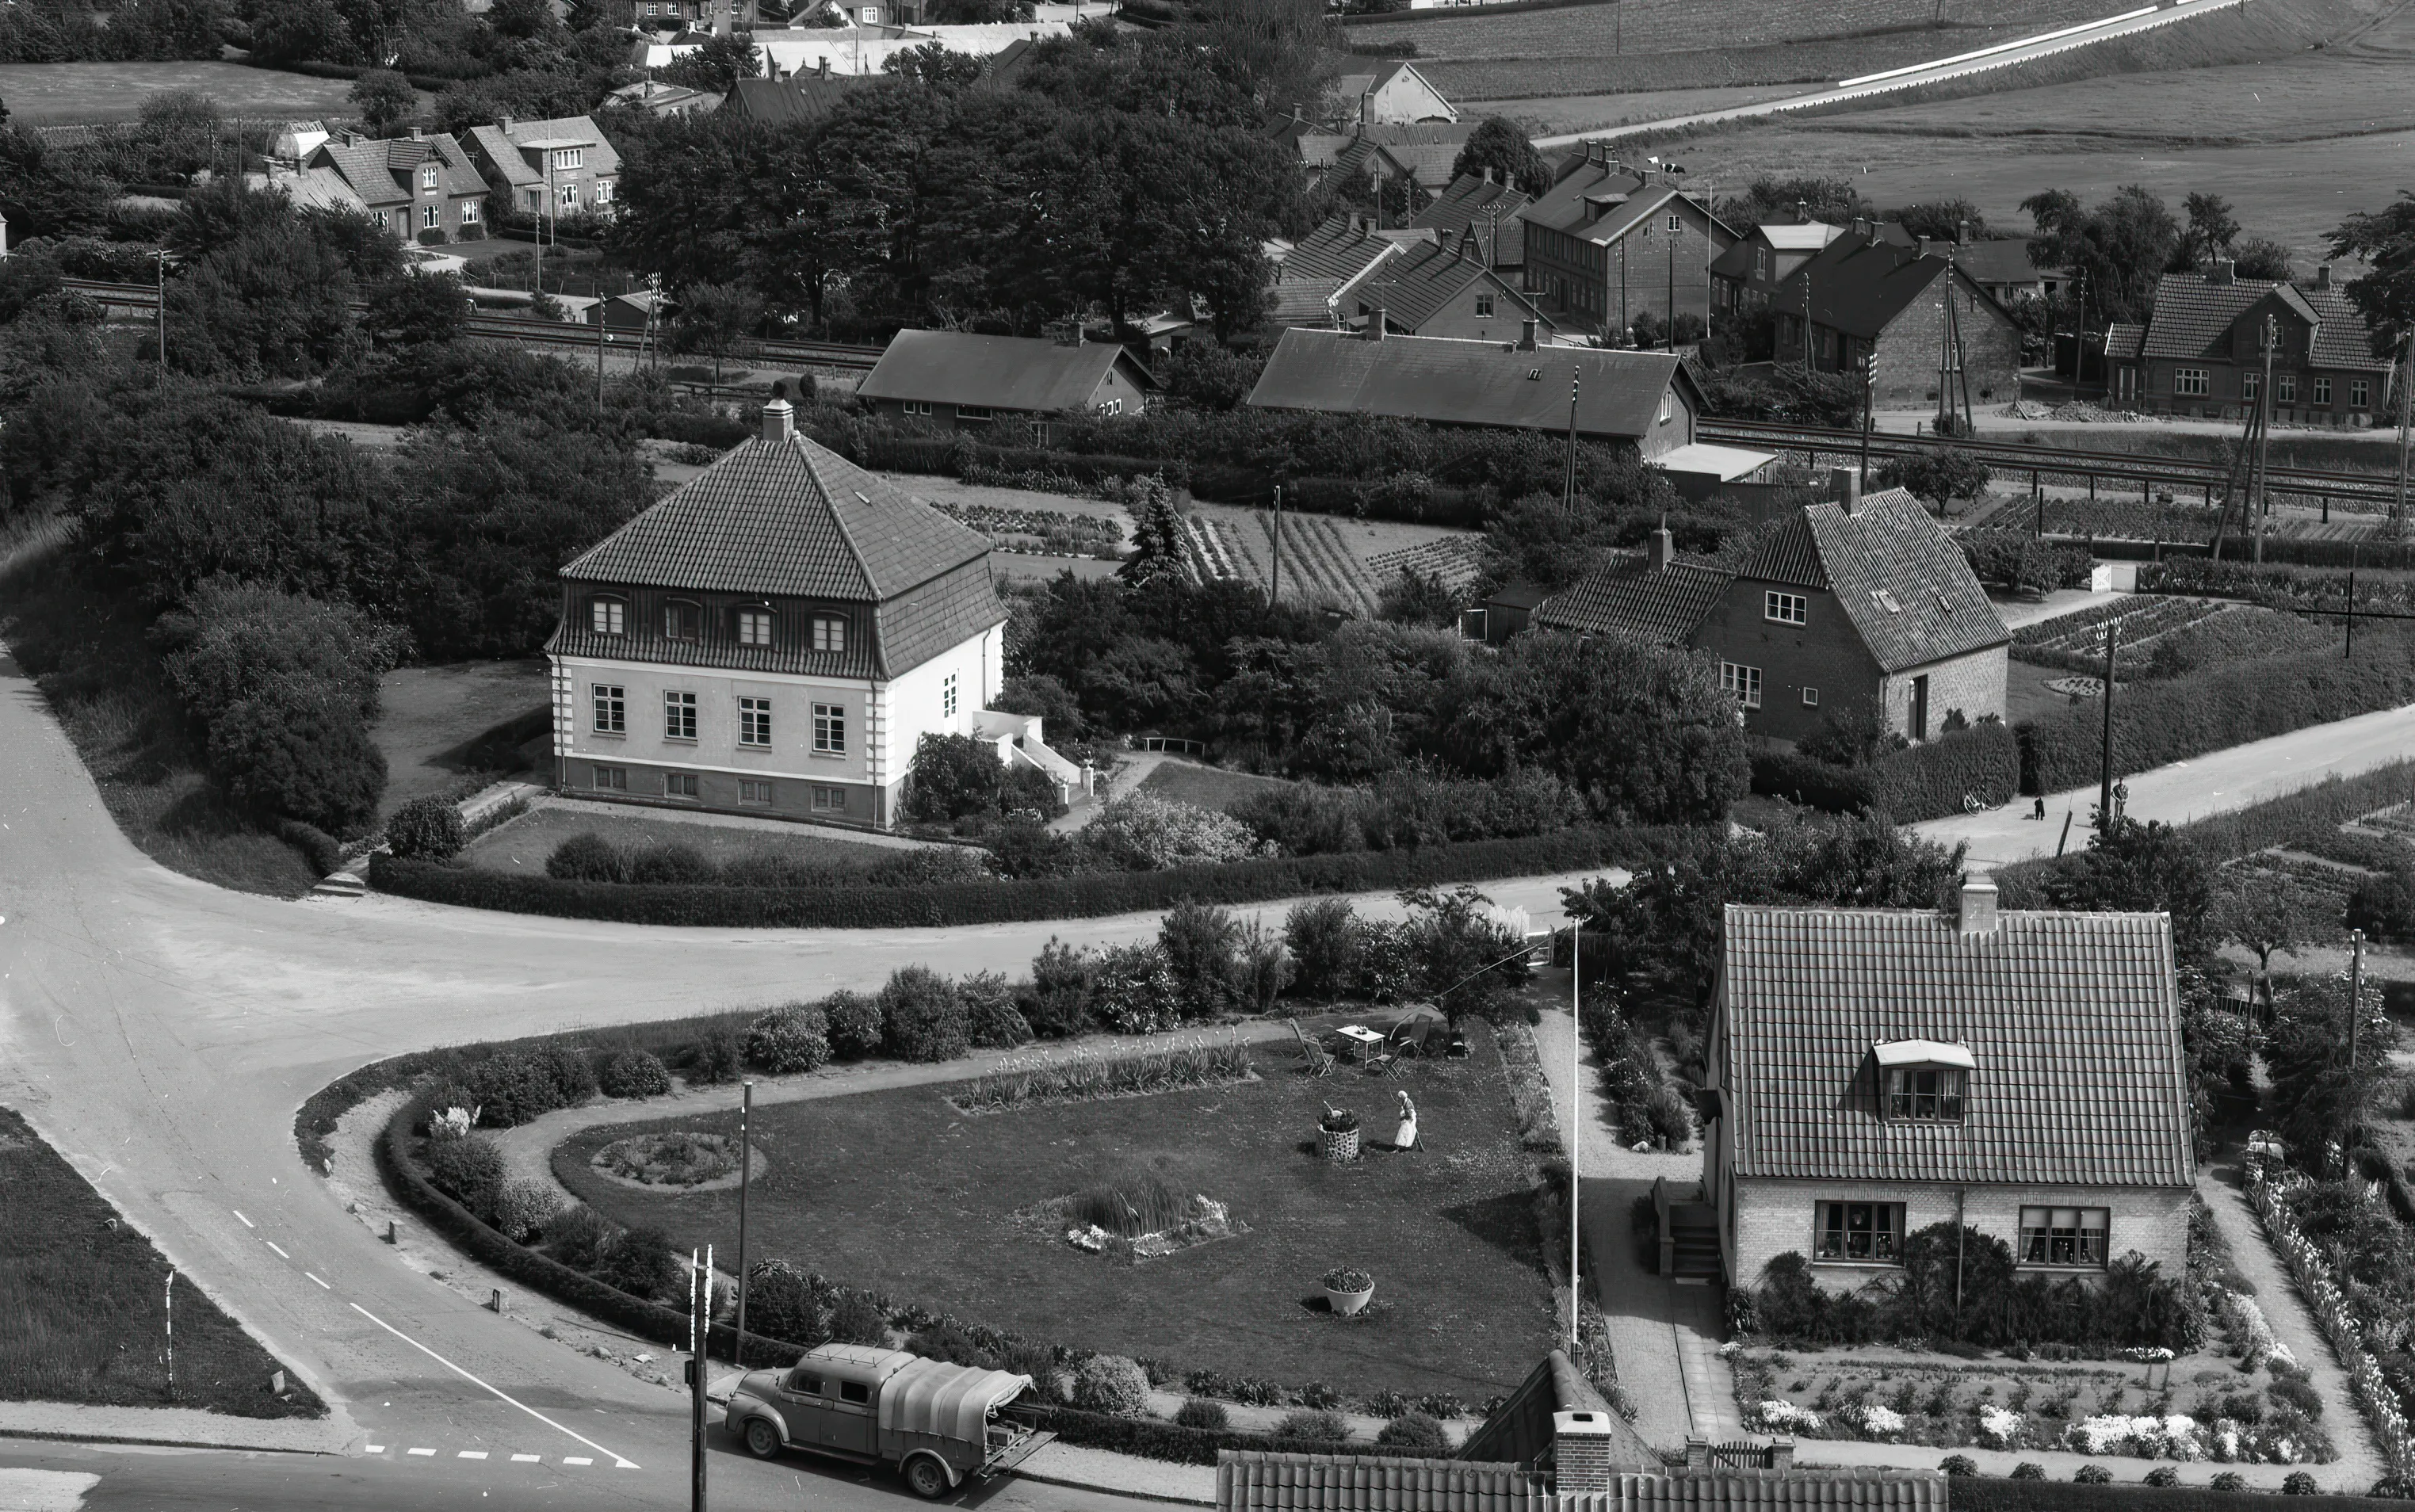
664;600;701;641
590;596;625;635
554;147;583;170
1874;1040;1973;1122
736;608;775;647
811;614;847;654
422;165;439;191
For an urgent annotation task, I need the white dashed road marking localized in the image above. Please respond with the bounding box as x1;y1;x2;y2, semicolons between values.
365;1445;385;1454
305;1272;330;1289
232;1211;254;1228
564;1457;593;1467
511;1454;541;1463
348;1303;641;1470
458;1451;487;1460
264;1240;289;1259
407;1448;437;1457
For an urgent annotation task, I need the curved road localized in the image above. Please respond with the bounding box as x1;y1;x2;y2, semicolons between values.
1532;0;2248;148
0;647;1608;1508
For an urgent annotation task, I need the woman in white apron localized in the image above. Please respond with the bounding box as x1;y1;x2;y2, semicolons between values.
1393;1090;1418;1152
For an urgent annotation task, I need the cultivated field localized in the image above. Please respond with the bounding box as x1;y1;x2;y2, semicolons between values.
1186;501;1479;616
554;1025;1557;1396
0;61;362;124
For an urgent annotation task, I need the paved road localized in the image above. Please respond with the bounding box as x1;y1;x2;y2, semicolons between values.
1533;0;2249;148
0;644;1613;1509
1913;700;2415;869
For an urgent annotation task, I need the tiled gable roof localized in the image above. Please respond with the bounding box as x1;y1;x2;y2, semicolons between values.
2104;322;2146;361
856;331;1153;413
1350;239;1546;334
1775;232;1995;342
1737;490;2006;673
2139;271;2391;371
1248;330;1688;442
466;116;621;189
727;74;873;122
1720;904;2195;1188
1532;552;1730;646
1320;136;1465;192
561;429;992;608
1283;216;1411;284
1408;173;1529;268
1267;269;1345;329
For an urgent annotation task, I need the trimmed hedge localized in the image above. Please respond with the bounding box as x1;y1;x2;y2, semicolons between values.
1867;721;2021;819
1037;1406;1444;1465
2140;556;2415;609
2019;634;2415;795
1954;1477;2381;1511
1750;751;1873;812
370;826;1660;928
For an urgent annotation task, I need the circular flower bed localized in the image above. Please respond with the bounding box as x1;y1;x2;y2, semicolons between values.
594;1131;744;1187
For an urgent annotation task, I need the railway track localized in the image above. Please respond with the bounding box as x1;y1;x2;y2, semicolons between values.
1699;418;2411;510
59;277;884;372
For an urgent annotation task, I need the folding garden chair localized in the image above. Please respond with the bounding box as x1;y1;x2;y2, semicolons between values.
1289;1018;1336;1078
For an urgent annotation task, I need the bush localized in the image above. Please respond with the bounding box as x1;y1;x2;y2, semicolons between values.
688;1023;745;1084
548;831;625;883
545;1205;611;1270
1939;1456;1978;1477
601;1049;670;1098
2010;1463;2045;1480
1157;900;1240;1018
372;826;1662;929
1274;1410;1350;1442
827;1290;887;1346
422;1134;506;1218
823;991;884;1058
1961;530;2093;593
492;1177;561;1243
1091;941;1177;1034
386;794;468;861
1376;1412;1448;1450
959;971;1033;1048
2284;1472;2319;1495
1284;897;1363;1000
2268;1373;2322;1419
746;1004;831;1075
1020;939;1097;1037
2143;1467;2180;1488
2211;1472;2247;1492
207;680;391;833
592;1224;682;1301
880;967;969;1063
1174;1398;1229;1431
1072;1354;1152;1416
468;1051;583;1128
2073;1465;2111;1484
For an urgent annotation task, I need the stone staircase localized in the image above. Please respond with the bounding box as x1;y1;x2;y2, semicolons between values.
1654;1176;1725;1281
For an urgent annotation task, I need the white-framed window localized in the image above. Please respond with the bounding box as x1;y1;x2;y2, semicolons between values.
664;690;697;741
811;615;846;654
739;697;773;749
665;772;699;798
957;404;994;422
422;204;438;230
1666;213;1680;231
1099;397;1122;415
591;764;628;790
2352;379;2371;408
592;684;625;734
1765;590;1806;626
2019;1207;2109;1269
736;609;774;647
663;600;701;640
1885;1067;1966;1121
460;199;480;223
2175;367;2208;397
1814;1201;1902;1265
738;779;774;806
590;596;625;635
560;184;578;209
812;702;846;754
554;147;584;170
2315;376;2332;405
2278;373;2298;403
375;210;390;228
594;180;613;205
942;673;959;719
1474;292;1494;316
2242;372;2260;401
901;400;932;417
1802;686;1820;707
422;165;439;191
812;785;848;813
1659;391;1673;423
1752;247;1767;279
1720;662;1761;708
525;188;542;211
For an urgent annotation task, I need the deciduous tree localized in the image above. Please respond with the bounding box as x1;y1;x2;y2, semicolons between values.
1447;116;1549;196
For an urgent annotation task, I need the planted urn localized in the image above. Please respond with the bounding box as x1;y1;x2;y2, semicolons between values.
1324;1266;1374;1316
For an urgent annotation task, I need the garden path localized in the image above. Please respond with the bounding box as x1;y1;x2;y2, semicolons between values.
1531;991;1741;1451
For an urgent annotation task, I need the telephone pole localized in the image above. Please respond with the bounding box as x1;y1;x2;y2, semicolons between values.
1267;484;1286;609
1562;371;1582;512
734;1082;754;1369
690;1245;711;1512
2253;314;2277;563
2096;619;2119;834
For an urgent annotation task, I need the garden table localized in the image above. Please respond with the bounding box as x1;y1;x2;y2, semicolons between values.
1336;1025;1385;1063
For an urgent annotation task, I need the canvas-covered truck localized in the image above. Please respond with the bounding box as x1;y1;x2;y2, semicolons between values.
726;1343;1056;1499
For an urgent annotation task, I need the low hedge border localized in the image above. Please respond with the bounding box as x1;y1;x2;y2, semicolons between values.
1036;1406;1441;1464
370;826;1660;929
1750;724;2020;824
1954;1477;2384;1510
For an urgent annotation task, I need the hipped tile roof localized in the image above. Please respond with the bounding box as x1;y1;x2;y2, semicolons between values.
1737;489;2007;673
1532;552;1730;646
1774;231;2009;342
465;116;621;189
1283;216;1419;284
1217;1453;1538;1512
2138;270;2391;371
1720;904;2195;1188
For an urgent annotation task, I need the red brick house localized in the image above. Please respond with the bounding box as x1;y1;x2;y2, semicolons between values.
1407;170;1529;280
2110;261;2394;426
1709;219;1840;316
1344;235;1554;342
1527;485;2008;746
1519;147;1737;339
1771;228;2023;407
296;129;490;242
1697;881;2196;1292
856;331;1157;428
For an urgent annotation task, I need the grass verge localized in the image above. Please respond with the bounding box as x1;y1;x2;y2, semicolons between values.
0;1106;324;1418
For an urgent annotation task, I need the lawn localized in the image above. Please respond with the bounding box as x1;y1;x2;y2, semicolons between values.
0;61;364;124
553;1025;1557;1398
0;1107;323;1418
373;659;550;818
0;517;317;897
460;802;938;874
1138;759;1300;811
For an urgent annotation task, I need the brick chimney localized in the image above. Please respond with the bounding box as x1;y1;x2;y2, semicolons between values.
2317;262;2333;289
762;381;796;444
2211;258;2236;286
409;125;424;141
1955;218;1970;246
1518;318;1537;352
1363;307;1386;341
1359;90;1375;125
1554;1412;1617;1497
1648;518;1675;570
1958;873;2000;934
1835;466;1860;514
1481;164;1493;184
1916;235;1935;259
819;55;831;75
1851;216;1870;239
499;115;514;134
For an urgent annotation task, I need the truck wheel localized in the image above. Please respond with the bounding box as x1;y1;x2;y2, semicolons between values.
902;1453;953;1500
741;1418;782;1459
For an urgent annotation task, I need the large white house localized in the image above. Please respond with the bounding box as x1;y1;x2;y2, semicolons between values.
545;395;1020;830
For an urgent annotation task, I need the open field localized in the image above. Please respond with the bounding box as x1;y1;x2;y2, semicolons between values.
1138;759;1301;811
1470;84;1817;135
555;1024;1556;1396
1597;0;2415;262
0;1107;324;1418
1424;25;2055;101
0;61;363;124
373;659;549;817
459;803;923;874
1354;0;2115;64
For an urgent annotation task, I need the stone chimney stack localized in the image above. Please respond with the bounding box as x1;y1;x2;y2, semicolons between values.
499;115;514;134
1836;467;1860;514
1363;307;1386;341
762;381;796;444
2211;258;2236;286
1553;1412;1617;1498
2317;262;2333;289
1648;518;1675;570
1518;318;1537;352
1958;873;2000;935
